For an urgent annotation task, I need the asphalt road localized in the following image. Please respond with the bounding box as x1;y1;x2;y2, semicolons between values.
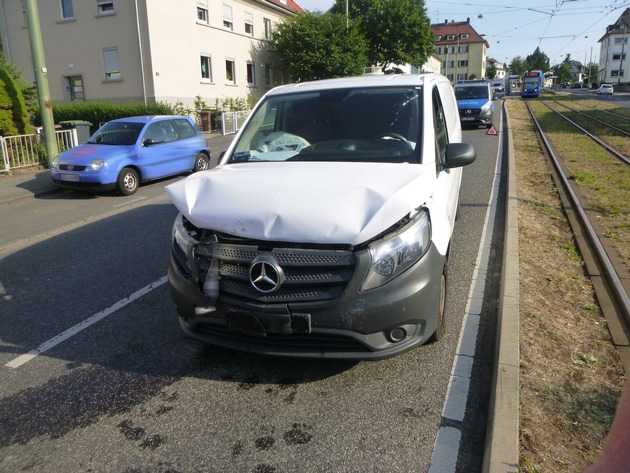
0;118;504;473
561;88;630;106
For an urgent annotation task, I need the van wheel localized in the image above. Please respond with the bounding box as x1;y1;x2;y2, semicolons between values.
117;167;139;196
428;271;447;343
193;153;210;172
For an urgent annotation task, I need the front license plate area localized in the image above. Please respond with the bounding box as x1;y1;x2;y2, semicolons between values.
461;117;475;121
60;174;80;182
228;312;267;337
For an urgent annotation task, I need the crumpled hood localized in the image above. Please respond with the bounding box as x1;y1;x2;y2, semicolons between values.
166;162;433;246
58;144;134;165
457;98;491;109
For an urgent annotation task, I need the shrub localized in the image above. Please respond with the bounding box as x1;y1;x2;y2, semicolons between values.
0;61;32;135
47;101;175;133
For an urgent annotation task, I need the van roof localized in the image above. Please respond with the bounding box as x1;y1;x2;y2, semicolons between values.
267;74;443;96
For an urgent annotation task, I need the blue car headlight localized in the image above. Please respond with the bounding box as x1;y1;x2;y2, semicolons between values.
90;160;105;171
362;209;431;291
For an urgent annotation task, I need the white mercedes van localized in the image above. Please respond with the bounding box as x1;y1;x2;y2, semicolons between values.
167;74;476;359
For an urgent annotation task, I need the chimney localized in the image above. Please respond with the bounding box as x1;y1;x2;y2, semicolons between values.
444;19;448;24
467;17;470;23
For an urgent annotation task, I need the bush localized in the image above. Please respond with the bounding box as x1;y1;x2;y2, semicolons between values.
0;61;32;135
48;101;174;133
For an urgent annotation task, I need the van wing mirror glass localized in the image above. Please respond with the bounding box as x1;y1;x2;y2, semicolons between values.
445;143;476;169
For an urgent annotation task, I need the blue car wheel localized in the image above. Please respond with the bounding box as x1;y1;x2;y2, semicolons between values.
193;152;210;173
117;167;140;196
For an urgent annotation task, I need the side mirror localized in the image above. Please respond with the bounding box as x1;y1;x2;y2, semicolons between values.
143;138;163;147
219;150;226;159
445;143;476;169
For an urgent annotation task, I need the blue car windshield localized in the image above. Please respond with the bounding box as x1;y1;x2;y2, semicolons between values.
88;122;144;145
455;86;489;100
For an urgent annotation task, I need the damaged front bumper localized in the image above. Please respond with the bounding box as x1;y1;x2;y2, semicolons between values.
168;239;445;360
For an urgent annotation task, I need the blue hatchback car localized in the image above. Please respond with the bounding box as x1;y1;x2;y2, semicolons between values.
51;115;210;195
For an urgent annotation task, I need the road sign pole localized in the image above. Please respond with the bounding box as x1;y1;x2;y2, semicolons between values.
24;0;58;166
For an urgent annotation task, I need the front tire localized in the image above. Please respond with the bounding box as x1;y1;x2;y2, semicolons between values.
193;152;210;173
117;167;139;196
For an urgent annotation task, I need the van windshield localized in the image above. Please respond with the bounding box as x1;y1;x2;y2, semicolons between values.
455;85;489;100
87;122;144;146
230;86;422;164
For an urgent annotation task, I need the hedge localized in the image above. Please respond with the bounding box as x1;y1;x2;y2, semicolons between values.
0;62;31;135
48;101;175;133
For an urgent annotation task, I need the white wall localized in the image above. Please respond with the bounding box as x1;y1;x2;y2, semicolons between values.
145;0;291;107
599;34;630;83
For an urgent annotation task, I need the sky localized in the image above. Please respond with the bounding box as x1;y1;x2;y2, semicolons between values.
296;0;630;66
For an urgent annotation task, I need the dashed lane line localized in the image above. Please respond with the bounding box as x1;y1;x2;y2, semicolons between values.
4;276;168;369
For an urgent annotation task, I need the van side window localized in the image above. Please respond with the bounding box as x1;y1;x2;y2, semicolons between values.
432;88;449;172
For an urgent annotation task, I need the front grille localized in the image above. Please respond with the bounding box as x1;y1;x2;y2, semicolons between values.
195;323;368;353
59;164;86;171
195;240;356;304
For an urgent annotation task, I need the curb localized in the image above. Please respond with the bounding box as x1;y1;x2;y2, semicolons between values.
482;101;520;473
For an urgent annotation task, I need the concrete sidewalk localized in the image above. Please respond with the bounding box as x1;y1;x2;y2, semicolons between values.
0;133;234;204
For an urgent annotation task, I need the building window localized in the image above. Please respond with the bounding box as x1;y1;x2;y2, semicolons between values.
449;60;455;68
244;13;254;36
611;70;624;77
96;0;115;16
613;53;627;61
197;5;209;24
264;63;272;85
200;54;212;82
460;33;469;39
246;62;255;85
264;18;272;39
223;4;233;30
65;75;84;101
102;47;121;80
435;35;442;41
447;34;455;40
459;60;468;67
225;59;235;84
60;0;74;19
450;46;456;54
614;37;628;45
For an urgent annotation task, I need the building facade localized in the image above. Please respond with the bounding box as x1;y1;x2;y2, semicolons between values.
486;58;505;79
0;0;301;105
431;19;489;83
598;8;629;84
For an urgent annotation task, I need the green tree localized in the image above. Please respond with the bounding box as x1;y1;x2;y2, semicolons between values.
509;56;527;76
486;63;497;79
0;58;32;135
271;13;368;81
526;47;550;72
333;0;434;70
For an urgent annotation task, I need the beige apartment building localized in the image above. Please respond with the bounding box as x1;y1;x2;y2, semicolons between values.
431;18;489;83
0;0;302;105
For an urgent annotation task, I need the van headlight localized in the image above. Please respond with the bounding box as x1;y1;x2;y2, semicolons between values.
361;209;431;291
172;213;196;256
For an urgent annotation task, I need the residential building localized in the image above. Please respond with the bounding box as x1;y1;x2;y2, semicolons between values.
0;0;302;106
363;56;442;75
431;18;489;83
486;58;505;79
598;7;629;84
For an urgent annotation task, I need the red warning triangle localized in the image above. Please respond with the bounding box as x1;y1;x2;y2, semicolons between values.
487;125;498;136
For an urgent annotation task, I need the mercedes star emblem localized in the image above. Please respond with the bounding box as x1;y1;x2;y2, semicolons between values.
249;255;285;293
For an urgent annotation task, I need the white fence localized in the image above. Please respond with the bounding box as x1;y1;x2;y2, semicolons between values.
221;110;250;135
1;129;78;172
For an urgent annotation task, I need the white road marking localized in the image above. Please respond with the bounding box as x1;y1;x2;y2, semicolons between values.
429;106;505;473
113;196;147;208
4;276;167;369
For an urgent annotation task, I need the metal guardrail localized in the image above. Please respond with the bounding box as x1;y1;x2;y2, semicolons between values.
221;110;250;135
1;129;77;172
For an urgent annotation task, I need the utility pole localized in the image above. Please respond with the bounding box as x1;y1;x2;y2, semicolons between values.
345;0;349;29
588;46;593;88
24;0;57;165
